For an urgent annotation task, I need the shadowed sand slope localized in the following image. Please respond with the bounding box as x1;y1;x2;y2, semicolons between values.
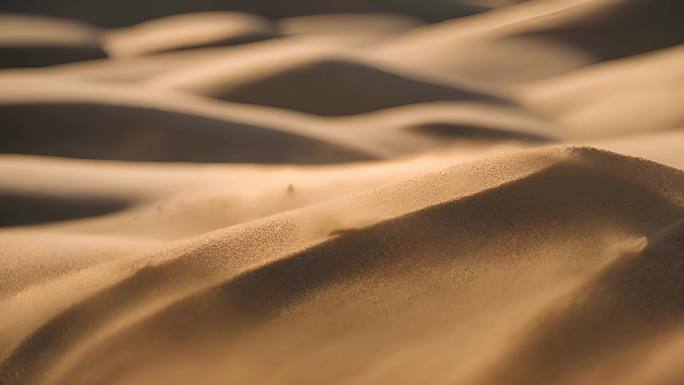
0;77;378;163
149;56;514;115
0;191;132;228
104;12;279;57
376;0;684;82
2;147;684;384
471;217;684;385
0;14;107;68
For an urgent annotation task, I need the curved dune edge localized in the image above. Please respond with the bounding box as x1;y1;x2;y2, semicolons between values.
519;46;684;139
103;12;279;57
2;146;684;384
147;54;515;115
327;102;557;154
375;0;684;83
8;37;357;83
587;130;684;171
0;14;107;68
0;144;527;235
0;76;553;164
0;76;380;163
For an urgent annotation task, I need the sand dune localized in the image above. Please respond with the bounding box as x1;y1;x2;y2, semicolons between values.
0;14;106;68
104;12;279;57
0;75;538;162
0;75;532;162
2;147;684;384
25;36;356;83
148;55;514;115
323;102;555;155
0;147;510;237
0;76;378;163
377;0;684;82
2;2;684;384
520;46;684;139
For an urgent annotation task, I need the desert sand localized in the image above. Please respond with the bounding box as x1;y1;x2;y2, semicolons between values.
1;1;684;384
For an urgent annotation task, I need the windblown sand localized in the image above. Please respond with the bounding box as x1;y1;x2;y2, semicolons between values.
2;1;684;384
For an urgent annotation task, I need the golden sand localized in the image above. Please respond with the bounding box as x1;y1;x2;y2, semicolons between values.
1;1;684;384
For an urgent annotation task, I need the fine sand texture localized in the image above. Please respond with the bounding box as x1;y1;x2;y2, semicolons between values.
1;1;684;384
